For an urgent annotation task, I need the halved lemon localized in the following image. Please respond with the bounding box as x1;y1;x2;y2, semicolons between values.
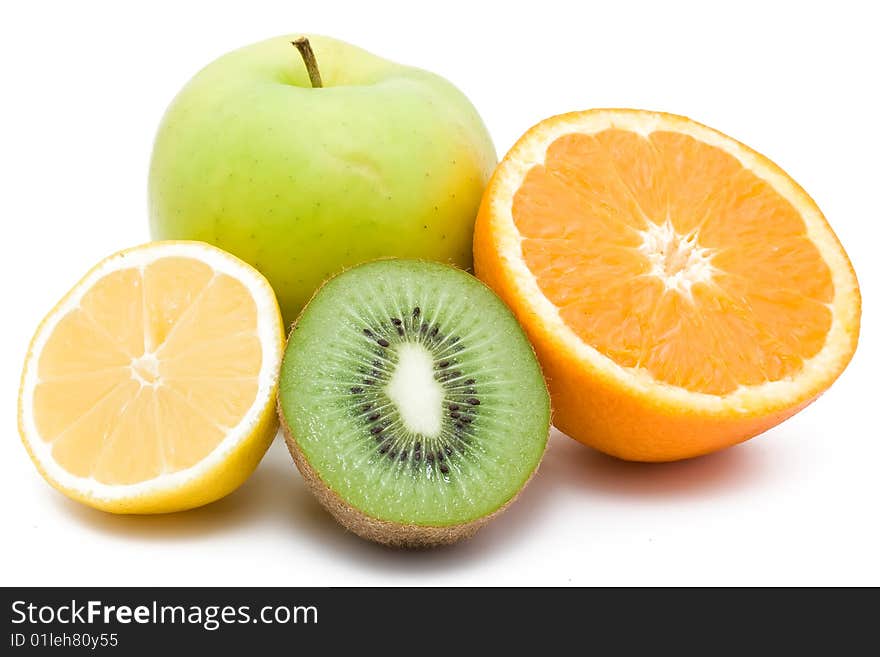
475;109;861;461
18;241;285;513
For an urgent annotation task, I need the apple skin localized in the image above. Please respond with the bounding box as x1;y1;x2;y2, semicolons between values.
149;34;497;323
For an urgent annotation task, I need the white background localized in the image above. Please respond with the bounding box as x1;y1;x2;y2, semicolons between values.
2;0;877;586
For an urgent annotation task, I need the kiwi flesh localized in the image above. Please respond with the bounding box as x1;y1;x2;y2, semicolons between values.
277;259;550;547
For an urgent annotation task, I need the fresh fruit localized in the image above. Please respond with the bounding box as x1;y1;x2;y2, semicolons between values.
475;109;860;462
277;259;550;547
17;241;285;513
149;34;497;324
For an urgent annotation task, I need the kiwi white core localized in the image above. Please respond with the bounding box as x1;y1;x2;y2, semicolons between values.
385;342;444;438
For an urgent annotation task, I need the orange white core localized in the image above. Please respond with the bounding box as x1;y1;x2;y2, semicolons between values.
638;220;716;297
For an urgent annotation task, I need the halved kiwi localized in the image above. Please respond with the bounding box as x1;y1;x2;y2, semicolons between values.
277;259;550;547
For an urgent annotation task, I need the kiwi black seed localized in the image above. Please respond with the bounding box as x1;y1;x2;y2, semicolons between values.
277;259;551;548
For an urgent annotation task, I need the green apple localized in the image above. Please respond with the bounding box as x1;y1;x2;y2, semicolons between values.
148;34;497;323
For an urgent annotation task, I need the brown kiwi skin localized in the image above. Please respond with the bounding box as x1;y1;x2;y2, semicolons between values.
279;407;548;548
276;261;551;549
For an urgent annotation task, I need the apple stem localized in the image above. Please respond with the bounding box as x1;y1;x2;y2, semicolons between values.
292;37;323;88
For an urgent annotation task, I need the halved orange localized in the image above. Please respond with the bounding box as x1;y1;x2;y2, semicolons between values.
18;241;285;512
475;109;860;461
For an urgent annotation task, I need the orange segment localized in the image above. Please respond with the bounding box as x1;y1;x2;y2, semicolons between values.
18;242;284;512
594;129;668;222
514;123;833;395
475;109;860;461
649;130;745;235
